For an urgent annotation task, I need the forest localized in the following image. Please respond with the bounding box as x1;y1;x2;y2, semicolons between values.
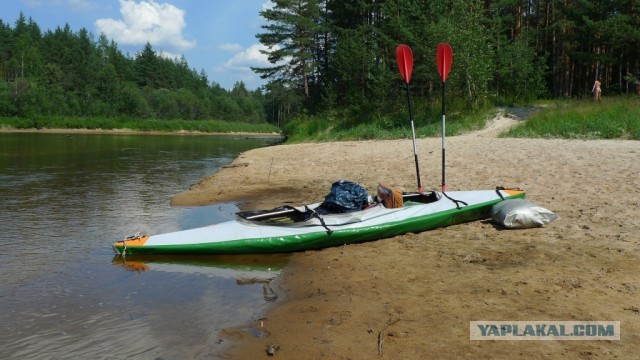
1;0;640;129
0;14;267;124
257;0;640;119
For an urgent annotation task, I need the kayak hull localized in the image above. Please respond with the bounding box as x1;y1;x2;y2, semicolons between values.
113;188;524;255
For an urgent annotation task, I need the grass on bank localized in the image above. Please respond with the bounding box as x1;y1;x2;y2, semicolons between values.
0;116;281;135
282;96;639;142
283;102;494;143
502;96;640;140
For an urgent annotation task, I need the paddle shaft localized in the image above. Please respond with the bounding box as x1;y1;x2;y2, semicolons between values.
436;43;452;192
396;44;422;193
405;82;422;193
441;82;446;192
244;208;296;220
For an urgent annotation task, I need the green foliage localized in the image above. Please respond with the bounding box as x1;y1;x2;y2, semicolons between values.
501;97;640;140
0;16;271;128
254;0;322;103
255;0;640;134
431;0;495;106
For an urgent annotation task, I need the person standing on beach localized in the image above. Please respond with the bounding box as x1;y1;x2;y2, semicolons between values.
592;77;602;101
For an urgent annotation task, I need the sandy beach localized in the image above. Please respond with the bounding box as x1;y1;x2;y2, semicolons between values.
173;115;640;359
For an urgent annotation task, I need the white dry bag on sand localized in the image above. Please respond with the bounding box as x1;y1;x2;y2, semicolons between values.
491;199;558;229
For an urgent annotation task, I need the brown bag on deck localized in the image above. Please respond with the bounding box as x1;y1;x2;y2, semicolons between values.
377;182;403;208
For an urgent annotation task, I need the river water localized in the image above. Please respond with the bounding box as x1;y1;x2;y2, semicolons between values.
0;132;288;359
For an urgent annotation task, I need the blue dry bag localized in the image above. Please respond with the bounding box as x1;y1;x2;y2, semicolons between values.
318;180;369;213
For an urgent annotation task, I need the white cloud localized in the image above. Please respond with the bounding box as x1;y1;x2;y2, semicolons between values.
157;50;180;61
223;43;272;71
95;0;195;51
213;43;275;87
215;43;292;88
262;1;274;11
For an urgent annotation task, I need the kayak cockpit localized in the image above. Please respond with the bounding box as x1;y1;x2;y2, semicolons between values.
236;190;441;226
402;191;440;206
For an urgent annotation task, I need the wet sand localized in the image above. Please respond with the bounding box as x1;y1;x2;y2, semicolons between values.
174;115;640;359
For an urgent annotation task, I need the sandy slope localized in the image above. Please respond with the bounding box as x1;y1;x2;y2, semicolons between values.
174;114;640;359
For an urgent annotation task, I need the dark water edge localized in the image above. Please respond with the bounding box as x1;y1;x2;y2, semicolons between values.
0;132;286;359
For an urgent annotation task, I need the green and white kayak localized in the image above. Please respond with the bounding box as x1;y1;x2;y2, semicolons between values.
112;188;525;255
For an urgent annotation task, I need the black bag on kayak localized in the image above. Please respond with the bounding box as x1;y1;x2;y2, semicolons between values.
317;180;369;214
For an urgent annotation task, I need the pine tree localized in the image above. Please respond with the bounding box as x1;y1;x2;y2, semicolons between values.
254;0;323;103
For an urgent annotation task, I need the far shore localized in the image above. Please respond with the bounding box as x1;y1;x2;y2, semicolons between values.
171;115;640;359
0;127;284;137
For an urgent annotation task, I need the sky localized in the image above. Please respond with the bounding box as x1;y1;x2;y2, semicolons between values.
1;0;275;90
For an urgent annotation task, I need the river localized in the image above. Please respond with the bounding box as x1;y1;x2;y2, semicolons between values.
0;132;287;359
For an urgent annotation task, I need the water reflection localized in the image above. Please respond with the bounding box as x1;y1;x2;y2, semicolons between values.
5;253;290;359
112;254;288;285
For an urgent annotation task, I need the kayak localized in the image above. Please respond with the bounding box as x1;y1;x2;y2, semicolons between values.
112;187;524;255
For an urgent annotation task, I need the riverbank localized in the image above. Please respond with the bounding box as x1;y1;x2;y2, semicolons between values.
0;115;281;136
0;127;283;137
174;115;640;358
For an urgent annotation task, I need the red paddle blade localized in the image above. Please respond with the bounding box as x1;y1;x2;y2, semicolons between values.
437;43;452;82
396;44;413;84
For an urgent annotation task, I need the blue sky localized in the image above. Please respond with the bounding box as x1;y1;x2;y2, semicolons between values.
1;0;274;90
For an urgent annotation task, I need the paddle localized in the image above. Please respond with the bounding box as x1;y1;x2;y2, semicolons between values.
396;44;422;193
437;43;452;192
